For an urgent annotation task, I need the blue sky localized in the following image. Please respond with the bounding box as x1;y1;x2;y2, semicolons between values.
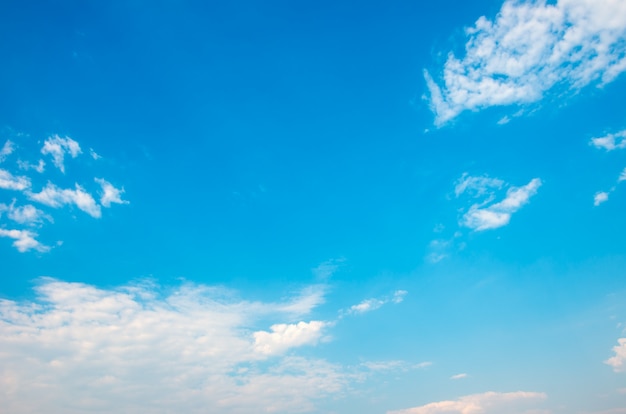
1;0;626;412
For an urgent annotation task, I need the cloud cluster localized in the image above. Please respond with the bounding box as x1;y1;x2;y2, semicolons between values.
590;129;626;205
457;174;542;231
425;0;626;125
605;338;626;373
387;391;547;414
0;279;357;413
0;134;128;252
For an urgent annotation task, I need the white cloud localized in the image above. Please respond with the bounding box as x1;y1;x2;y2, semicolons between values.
0;140;15;162
0;169;31;191
27;182;101;218
0;228;49;252
455;174;504;198
619;168;626;182
425;0;626;125
461;177;542;231
362;360;432;372
17;159;45;173
387;391;547;414
349;298;385;314
591;130;626;151
89;148;102;160
605;338;626;372
0;201;51;225
95;178;128;207
451;373;468;380
41;135;82;173
0;279;352;413
346;290;408;315
253;321;327;355
594;191;610;206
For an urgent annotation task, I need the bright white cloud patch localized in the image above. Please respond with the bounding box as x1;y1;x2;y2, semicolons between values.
605;338;626;373
0;201;51;225
0;279;354;413
28;182;101;218
594;191;610;206
425;0;626;125
387;391;547;414
458;175;542;231
0;140;15;162
95;178;128;207
0;228;48;252
0;169;31;191
41;134;82;173
346;290;407;315
591;130;626;151
253;321;327;355
451;373;468;380
619;168;626;183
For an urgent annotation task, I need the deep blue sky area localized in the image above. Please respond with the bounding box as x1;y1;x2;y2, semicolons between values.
1;1;626;413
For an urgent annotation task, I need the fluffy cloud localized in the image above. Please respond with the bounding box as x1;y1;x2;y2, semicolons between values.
41;135;82;173
594;191;610;206
0;201;51;225
387;391;547;414
0;228;48;252
0;279;352;414
605;338;626;372
591;130;626;151
0;140;15;162
0;169;31;191
95;178;128;207
27;182;101;218
253;321;327;355
425;0;626;125
459;176;542;231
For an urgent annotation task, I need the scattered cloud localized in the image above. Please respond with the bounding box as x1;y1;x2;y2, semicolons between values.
459;175;542;231
619;168;626;183
0;279;357;413
594;191;610;206
253;321;327;356
95;178;128;207
0;201;51;225
312;258;345;280
591;130;626;151
0;169;31;191
345;290;407;316
0;228;49;252
425;0;626;125
387;391;547;414
0;140;15;162
455;174;504;198
17;159;45;173
41;134;81;173
605;338;626;373
27;182;101;218
451;373;468;380
89;148;102;160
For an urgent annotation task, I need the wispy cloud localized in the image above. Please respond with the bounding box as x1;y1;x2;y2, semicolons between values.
591;130;626;151
455;174;504;198
605;338;626;373
0;201;51;225
17;159;45;173
0;140;15;162
387;391;547;414
450;373;468;380
0;228;48;252
41;134;81;173
0;169;31;191
27;182;101;218
0;279;357;413
345;290;407;315
458;174;542;231
425;0;626;125
594;191;610;207
95;178;128;207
